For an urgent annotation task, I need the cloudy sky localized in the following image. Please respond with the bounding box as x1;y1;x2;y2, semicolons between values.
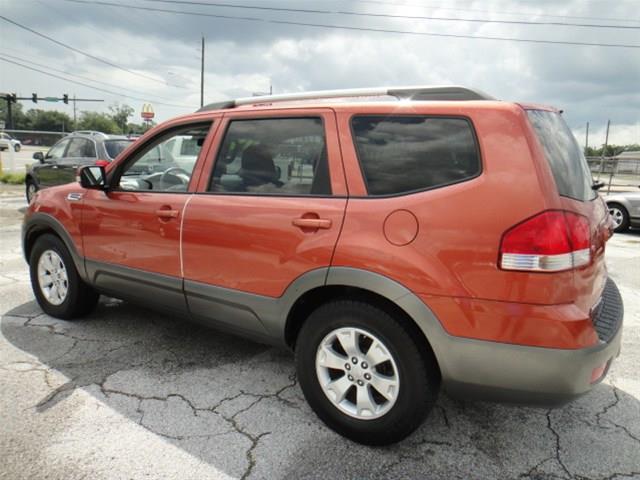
1;0;639;145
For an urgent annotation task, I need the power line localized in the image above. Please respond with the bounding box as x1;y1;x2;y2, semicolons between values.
0;15;184;88
0;51;180;103
347;0;640;25
59;0;640;49
146;0;640;30
0;56;197;109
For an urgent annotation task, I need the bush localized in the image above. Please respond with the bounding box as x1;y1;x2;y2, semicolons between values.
0;172;26;184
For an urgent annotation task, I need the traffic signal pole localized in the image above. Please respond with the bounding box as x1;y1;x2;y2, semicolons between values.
2;93;103;130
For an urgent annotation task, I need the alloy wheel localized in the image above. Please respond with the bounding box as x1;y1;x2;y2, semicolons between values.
37;249;69;306
315;327;399;420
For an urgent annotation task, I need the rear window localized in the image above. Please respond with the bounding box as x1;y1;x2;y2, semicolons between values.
351;115;481;196
526;110;596;201
104;139;134;160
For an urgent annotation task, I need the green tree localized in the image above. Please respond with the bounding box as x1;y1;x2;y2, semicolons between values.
109;103;134;134
0;100;28;129
76;111;119;133
585;144;640;157
23;109;73;132
127;120;155;134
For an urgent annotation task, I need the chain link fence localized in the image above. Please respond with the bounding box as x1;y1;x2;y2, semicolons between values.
587;155;640;194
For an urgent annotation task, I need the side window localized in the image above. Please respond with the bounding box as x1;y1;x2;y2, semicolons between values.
46;139;70;160
351;116;481;196
66;138;96;158
117;124;211;192
209;117;331;196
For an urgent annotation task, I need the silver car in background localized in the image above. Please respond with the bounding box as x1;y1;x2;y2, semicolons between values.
604;189;640;232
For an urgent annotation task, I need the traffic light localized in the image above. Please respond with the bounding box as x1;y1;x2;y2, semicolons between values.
32;93;37;103
9;93;17;103
63;94;69;104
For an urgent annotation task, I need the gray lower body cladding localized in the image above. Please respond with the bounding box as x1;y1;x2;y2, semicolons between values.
22;214;624;406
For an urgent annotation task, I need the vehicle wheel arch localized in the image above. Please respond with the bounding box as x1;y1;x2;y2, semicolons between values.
284;279;442;381
23;214;86;280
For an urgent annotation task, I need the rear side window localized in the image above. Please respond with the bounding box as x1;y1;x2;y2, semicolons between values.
66;138;96;158
351;116;480;196
209;117;331;196
526;110;596;201
104;139;134;160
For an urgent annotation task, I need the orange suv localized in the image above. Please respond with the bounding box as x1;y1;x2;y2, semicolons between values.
22;86;624;445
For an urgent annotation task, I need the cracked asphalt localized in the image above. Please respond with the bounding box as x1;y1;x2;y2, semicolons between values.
1;184;639;480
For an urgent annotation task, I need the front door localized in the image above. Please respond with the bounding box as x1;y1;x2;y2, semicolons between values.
81;122;214;313
37;138;70;187
181;111;348;336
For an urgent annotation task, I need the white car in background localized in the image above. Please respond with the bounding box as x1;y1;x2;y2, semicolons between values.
605;188;640;232
0;132;22;152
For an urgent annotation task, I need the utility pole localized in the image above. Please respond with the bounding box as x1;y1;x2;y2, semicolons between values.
584;121;589;153
200;36;205;108
602;120;613;194
73;94;77;129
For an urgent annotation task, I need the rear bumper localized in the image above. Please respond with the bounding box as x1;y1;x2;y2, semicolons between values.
438;278;624;405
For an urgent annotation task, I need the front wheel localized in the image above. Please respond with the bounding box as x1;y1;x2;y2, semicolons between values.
14;143;21;152
29;234;99;319
295;300;440;445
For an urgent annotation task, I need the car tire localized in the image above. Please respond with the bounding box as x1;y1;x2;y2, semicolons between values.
295;299;440;445
29;234;99;319
26;180;38;203
14;144;21;152
608;203;630;233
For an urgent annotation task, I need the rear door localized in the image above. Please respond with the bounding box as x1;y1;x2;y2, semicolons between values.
181;109;347;336
58;137;98;184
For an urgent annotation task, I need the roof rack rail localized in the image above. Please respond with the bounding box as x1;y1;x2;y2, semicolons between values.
69;130;109;137
197;85;494;112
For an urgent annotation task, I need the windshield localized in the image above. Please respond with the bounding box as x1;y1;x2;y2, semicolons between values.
104;139;134;160
527;110;596;201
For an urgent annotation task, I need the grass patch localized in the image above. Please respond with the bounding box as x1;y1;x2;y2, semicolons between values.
0;172;26;184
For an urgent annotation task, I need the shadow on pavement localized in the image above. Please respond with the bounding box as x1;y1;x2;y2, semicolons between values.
2;299;639;479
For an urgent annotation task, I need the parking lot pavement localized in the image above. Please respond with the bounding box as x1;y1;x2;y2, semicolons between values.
1;189;639;480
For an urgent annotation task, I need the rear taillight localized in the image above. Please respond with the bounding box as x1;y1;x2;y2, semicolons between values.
499;210;591;272
95;159;110;167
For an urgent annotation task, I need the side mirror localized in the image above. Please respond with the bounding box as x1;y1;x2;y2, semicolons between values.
78;165;108;190
32;151;45;163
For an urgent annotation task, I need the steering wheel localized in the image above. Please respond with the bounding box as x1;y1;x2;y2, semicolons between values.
158;167;190;190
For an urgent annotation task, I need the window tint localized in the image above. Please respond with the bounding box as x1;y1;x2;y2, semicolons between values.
66;138;96;158
47;139;70;159
210;117;330;196
104;139;134;159
526;110;596;201
118;124;210;192
352;116;480;196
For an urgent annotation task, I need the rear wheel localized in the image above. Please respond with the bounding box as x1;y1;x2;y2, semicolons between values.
608;203;630;233
26;179;38;203
14;143;21;152
295;300;440;445
29;234;99;319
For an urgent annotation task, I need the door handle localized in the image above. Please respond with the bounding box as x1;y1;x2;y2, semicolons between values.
292;218;332;229
156;208;179;219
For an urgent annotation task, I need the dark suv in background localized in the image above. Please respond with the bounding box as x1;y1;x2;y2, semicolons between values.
25;131;134;202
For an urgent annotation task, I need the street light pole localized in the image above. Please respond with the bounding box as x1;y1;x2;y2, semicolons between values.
200;36;205;108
